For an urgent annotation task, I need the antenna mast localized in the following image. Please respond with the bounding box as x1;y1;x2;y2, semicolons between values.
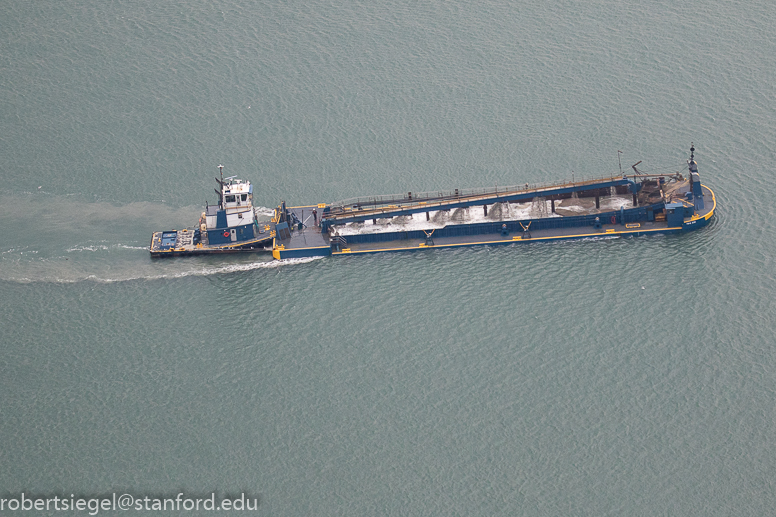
218;165;224;208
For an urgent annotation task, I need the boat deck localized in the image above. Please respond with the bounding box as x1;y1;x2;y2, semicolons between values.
149;227;274;257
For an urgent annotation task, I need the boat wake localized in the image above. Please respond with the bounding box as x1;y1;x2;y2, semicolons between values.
0;194;320;284
3;256;323;284
66;243;149;252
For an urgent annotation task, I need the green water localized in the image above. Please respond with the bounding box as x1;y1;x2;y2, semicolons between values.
2;0;776;515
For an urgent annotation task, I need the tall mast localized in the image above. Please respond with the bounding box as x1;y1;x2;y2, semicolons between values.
218;165;224;208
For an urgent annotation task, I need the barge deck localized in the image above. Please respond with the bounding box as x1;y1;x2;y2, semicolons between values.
271;179;715;260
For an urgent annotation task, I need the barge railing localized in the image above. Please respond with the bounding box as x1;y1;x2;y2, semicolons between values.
328;174;629;214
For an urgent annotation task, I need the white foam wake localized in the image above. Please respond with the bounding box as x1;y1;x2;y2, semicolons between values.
4;256;323;284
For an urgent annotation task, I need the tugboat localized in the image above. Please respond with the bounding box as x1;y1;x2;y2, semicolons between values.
149;166;275;257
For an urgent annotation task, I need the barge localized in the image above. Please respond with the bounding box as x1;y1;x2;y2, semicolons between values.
150;145;715;259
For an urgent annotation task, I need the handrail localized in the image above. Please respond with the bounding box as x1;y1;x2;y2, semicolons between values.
325;167;685;214
327;174;626;211
323;174;634;221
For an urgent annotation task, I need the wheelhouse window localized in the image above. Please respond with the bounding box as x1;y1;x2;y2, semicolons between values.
225;195;236;203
